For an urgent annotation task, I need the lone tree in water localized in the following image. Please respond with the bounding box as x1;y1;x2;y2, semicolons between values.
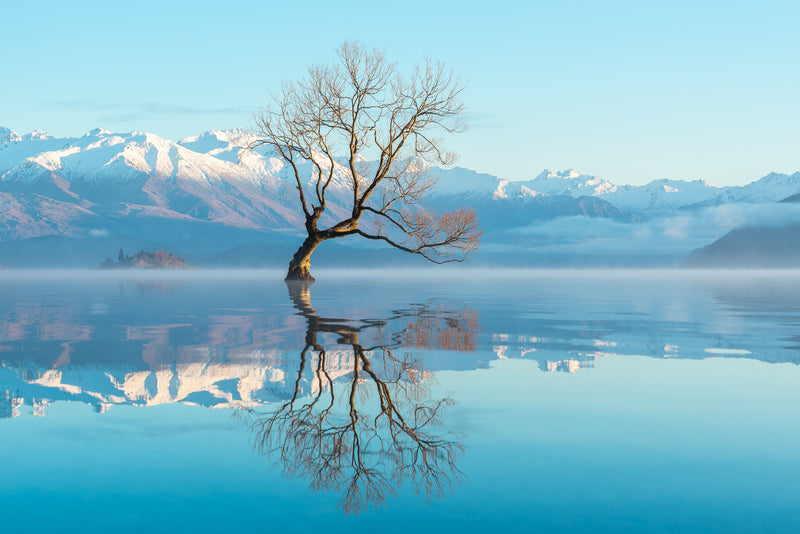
249;42;481;282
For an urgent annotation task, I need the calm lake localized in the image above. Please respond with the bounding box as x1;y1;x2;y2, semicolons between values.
1;269;800;533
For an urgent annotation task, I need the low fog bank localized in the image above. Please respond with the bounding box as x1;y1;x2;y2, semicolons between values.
0;202;798;270
0;234;692;270
2;267;799;284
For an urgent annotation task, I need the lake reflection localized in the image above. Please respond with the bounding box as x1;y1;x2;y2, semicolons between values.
239;282;473;513
2;271;800;417
0;274;483;418
2;270;800;531
3;271;799;420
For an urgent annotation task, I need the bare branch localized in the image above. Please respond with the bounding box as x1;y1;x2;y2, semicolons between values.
245;41;478;280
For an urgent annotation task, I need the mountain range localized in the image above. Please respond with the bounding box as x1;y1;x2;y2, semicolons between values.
1;126;799;267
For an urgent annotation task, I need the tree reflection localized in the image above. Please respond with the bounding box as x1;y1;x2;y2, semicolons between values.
238;282;479;514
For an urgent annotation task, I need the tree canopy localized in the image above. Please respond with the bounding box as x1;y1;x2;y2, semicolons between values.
249;42;481;281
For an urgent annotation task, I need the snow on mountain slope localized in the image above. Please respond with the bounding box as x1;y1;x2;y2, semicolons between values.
0;128;306;234
598;179;724;212
181;128;374;199
735;172;800;203
1;126;799;266
0;128;278;190
5;126;797;218
426;166;515;199
179;128;253;165
22;130;52;141
0;127;21;144
511;169;800;212
519;169;617;197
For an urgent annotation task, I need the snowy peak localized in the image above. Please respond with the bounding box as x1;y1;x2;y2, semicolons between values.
83;127;114;137
748;171;800;187
178;128;256;166
646;178;718;190
534;169;584;181
428;166;511;198
596;177;723;212
22;130;53;141
0;127;21;144
179;128;252;149
757;171;800;181
736;171;800;202
522;169;617;196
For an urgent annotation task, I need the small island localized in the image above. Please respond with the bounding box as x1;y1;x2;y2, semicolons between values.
99;248;191;270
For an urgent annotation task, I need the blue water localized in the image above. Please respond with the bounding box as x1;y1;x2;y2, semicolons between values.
1;269;800;532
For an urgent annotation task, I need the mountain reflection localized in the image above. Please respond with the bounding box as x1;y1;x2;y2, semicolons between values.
2;273;800;419
239;283;474;514
0;281;483;419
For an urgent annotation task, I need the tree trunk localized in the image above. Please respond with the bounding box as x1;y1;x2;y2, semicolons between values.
285;234;322;282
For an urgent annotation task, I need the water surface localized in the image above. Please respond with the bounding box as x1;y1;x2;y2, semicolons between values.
2;269;800;532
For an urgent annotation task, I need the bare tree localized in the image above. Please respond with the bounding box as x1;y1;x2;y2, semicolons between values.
249;41;481;281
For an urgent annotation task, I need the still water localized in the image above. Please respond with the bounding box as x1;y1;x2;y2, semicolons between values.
1;269;799;532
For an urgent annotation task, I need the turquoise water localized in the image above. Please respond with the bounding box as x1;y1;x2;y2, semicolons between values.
1;270;800;532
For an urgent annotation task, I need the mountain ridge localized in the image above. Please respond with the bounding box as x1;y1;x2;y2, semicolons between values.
1;126;799;267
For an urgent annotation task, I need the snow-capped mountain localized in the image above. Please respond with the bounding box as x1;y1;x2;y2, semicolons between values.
521;169;617;197
1;126;799;267
0;127;303;235
598;179;723;212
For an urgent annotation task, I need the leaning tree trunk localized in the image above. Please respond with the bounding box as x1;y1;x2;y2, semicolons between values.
285;234;322;282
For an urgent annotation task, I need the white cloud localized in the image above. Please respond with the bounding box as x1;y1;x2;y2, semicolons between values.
508;202;800;256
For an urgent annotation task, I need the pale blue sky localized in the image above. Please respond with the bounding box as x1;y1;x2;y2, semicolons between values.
2;0;798;185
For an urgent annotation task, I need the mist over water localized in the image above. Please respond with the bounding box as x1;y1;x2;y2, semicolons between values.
2;269;800;532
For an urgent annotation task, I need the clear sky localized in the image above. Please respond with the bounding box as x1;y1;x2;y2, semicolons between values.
2;0;798;186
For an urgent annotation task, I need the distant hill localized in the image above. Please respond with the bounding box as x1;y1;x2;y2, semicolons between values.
685;225;800;268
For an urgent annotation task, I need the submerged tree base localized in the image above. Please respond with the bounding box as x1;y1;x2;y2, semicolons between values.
284;267;315;283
